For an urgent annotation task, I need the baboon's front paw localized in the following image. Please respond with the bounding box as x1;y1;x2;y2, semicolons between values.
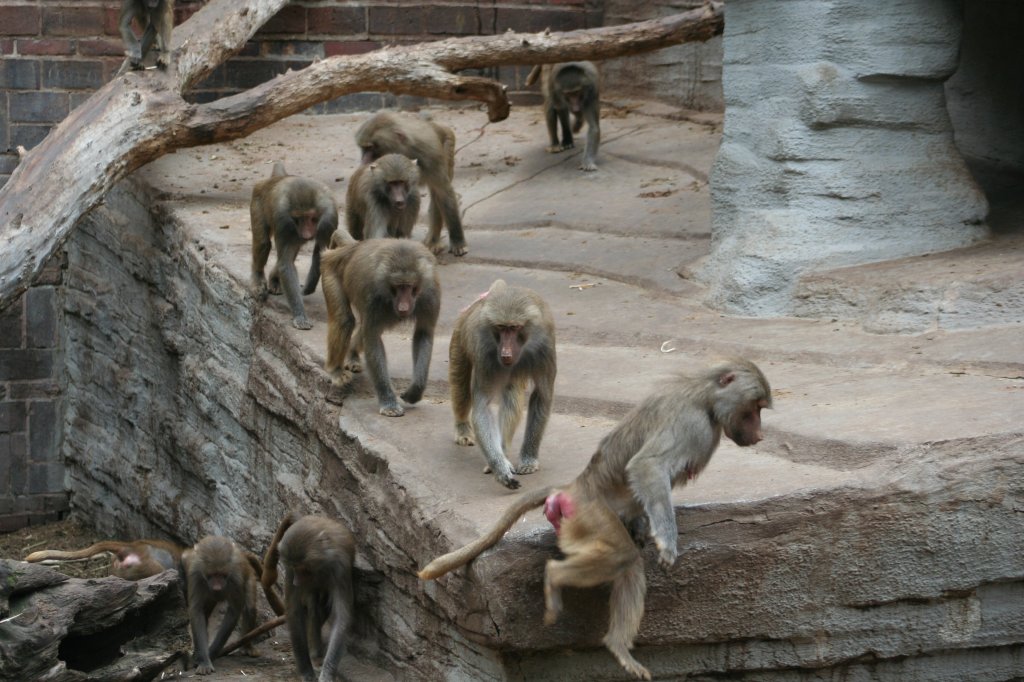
292;316;313;330
400;386;424;404
449;241;468;257
579;161;598;172
423;237;445;255
497;473;521;489
195;661;215;675
344;360;362;373
380;403;405;417
546;144;570;154
455;424;475;446
267;281;282;295
514;460;538;475
656;541;677;571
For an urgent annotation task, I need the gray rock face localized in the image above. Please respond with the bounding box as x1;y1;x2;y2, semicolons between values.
703;0;989;316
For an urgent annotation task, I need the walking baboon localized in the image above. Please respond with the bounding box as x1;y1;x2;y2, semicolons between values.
251;162;339;330
26;539;183;580
321;239;440;416
346;153;421;241
119;0;173;71
421;359;772;679
262;513;355;682
355;112;467;256
527;61;601;171
449;279;556;489
182;536;260;675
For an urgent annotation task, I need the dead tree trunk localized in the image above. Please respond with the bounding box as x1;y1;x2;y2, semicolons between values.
0;0;723;310
0;560;186;681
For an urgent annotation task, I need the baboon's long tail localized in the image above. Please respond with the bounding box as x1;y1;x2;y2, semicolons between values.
26;541;128;563
261;512;298;615
418;486;554;580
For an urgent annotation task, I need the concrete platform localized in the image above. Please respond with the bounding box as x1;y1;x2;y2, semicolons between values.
117;102;1024;680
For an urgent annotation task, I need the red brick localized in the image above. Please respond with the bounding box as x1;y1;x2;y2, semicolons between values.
16;38;74;56
324;41;380;57
0;39;14;55
78;38;124;57
42;7;105;37
0;6;41;36
494;7;585;33
261;5;307;35
427;6;492;36
308;7;366;35
368;6;426;35
102;6;121;36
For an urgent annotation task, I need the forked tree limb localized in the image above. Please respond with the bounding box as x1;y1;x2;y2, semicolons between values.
0;1;722;310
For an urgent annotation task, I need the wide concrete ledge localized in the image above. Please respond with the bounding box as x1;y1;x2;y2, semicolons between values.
63;107;1024;680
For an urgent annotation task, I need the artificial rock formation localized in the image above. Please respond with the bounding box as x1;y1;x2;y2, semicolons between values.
702;0;989;315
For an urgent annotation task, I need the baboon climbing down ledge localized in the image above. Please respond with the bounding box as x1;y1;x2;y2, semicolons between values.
0;0;723;311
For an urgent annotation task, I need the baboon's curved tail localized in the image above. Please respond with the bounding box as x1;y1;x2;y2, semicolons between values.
261;511;298;615
25;541;128;563
418;486;554;580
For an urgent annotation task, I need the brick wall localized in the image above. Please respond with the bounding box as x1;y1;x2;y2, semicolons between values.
0;253;67;531
0;0;602;183
0;1;600;531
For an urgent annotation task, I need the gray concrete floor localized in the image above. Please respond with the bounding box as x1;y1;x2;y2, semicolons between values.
141;99;1024;678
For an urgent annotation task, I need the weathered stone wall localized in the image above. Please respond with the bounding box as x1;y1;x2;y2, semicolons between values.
702;0;990;315
60;179;502;678
0;252;68;530
601;0;723;112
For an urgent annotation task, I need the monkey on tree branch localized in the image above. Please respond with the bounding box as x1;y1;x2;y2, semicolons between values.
0;0;723;311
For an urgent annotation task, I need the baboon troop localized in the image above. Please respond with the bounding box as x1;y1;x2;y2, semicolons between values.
355;111;468;256
182;536;262;675
263;514;356;682
527;61;602;171
118;0;173;72
321;239;440;417
449;279;557;489
250;162;339;330
421;359;772;679
19;54;781;681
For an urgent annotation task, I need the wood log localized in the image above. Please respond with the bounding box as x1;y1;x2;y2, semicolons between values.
0;560;186;681
0;1;723;310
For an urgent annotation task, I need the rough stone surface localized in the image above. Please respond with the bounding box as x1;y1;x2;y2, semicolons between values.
702;0;991;316
57;107;1024;680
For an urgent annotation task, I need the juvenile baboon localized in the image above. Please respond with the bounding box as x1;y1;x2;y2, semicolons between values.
251;162;339;330
421;359;772;680
346;153;421;241
262;513;355;682
182;536;260;675
527;61;601;171
321;239;440;416
355;111;467;256
119;0;173;71
26;539;183;580
449;279;556;489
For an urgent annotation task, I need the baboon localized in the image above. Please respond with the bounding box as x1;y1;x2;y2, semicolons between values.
251;162;339;330
355;111;467;256
182;536;261;675
262;513;355;682
346;153;421;241
119;0;173;71
449;279;556;489
527;61;601;171
421;359;772;680
26;539;183;580
321;239;440;416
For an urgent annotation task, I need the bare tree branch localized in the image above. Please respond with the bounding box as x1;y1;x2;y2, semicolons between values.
0;1;723;310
